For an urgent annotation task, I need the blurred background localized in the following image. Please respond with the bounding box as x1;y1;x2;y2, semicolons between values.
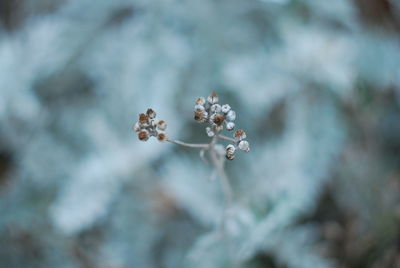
0;0;399;267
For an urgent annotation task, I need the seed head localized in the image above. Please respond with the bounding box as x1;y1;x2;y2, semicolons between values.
212;113;225;126
195;97;206;106
157;133;167;142
207;92;219;104
139;113;148;124
194;104;205;112
234;129;246;141
157;120;167;131
210;104;222;114
226;121;235;131
226;110;236;121
226;144;236;160
194;111;208;123
238;140;250;152
221;104;231;114
138;129;150;141
146;108;156;119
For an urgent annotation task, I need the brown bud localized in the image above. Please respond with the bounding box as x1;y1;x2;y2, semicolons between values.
213;113;225;126
234;129;246;140
207;92;219;104
195;97;206;106
146;108;156;119
157;120;167;131
157;133;167;142
139;113;148;124
138;130;149;141
194;111;208;123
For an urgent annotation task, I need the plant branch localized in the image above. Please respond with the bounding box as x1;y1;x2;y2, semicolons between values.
218;134;236;143
166;139;209;149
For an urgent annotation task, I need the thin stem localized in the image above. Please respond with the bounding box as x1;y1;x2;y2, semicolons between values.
218;134;236;143
209;135;233;207
166;139;209;149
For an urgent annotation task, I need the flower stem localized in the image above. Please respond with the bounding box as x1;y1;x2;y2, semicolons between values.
166;139;209;149
217;134;236;143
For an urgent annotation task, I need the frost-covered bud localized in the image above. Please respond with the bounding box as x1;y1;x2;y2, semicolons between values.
157;133;167;142
133;122;141;132
221;104;231;114
138;129;150;141
206;127;215;137
157;120;167;131
195;97;206;106
194;111;208;123
194;104;205;112
226;144;236;160
210;104;222;114
234;129;246;141
146;108;156;119
139;113;148;125
207;92;219;104
238;140;250;152
226;110;236;121
226;122;235;131
212;113;225;126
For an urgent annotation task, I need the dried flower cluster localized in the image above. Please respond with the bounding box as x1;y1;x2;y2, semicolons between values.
133;92;249;162
194;92;237;135
133;109;168;142
193;92;250;160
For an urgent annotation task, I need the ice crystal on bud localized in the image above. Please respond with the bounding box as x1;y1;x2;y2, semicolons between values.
157;120;167;131
226;110;236;121
195;104;205;112
226;121;235;131
234;129;246;141
207;92;219;104
221;104;231;114
195;97;206;106
226;144;236;160
210;104;222;113
238;140;250;152
133;122;141;132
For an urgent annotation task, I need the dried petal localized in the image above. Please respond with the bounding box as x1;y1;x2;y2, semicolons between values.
238;140;250;152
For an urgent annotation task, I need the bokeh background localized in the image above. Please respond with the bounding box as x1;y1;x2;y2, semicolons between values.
1;0;400;267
